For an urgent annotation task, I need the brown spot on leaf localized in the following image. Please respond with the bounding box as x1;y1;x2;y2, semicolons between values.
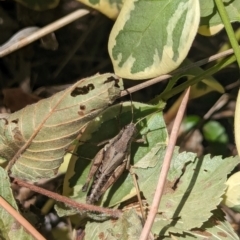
53;168;58;175
104;76;120;88
110;219;117;223
205;182;212;189
98;232;104;239
78;111;84;116
104;76;116;83
11;119;19;124
71;84;95;97
163;179;174;194
215;219;220;224
165;201;173;208
11;220;21;230
88;84;95;91
1;118;8;125
80;104;86;110
217;232;227;237
13;128;24;142
192;229;212;237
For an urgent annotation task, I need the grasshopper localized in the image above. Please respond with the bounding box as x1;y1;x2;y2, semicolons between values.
82;103;140;204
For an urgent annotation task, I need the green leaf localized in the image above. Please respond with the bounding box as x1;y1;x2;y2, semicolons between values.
84;209;142;240
108;0;200;79
0;74;123;181
199;0;240;36
149;154;239;236
186;208;239;240
75;0;123;19
164;209;238;239
181;115;201;132
159;58;224;102
203;120;228;143
0;167;34;240
14;0;60;11
58;103;238;237
62;145;239;237
184;58;225;98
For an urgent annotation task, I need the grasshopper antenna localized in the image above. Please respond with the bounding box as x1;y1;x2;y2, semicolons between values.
130;93;134;123
126;90;161;128
125;89;134;123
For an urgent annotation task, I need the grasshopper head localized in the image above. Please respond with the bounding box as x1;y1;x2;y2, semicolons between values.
125;122;137;138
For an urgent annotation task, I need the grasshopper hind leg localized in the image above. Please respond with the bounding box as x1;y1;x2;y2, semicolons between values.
82;148;104;192
96;161;127;202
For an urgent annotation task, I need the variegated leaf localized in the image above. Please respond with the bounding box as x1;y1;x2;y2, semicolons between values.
75;0;123;19
108;0;200;79
199;0;240;36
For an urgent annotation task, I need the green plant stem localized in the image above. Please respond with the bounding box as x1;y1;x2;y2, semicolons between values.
214;0;240;67
161;55;236;100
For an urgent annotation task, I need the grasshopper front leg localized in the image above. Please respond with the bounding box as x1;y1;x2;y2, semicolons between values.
82;148;104;192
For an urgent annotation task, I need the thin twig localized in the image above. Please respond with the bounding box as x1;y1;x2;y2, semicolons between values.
6;80;93;173
139;87;191;240
14;178;122;218
120;47;235;97
0;196;46;240
0;9;90;58
121;75;172;97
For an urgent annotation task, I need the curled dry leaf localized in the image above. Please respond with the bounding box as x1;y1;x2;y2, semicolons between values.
2;88;41;112
0;74;123;181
